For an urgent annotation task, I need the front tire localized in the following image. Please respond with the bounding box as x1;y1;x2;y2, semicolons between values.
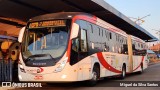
88;66;99;86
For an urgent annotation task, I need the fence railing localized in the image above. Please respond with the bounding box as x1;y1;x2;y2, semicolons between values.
0;58;12;82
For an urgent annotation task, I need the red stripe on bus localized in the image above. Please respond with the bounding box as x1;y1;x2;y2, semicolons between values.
72;15;97;24
133;56;144;71
97;52;122;73
66;40;72;62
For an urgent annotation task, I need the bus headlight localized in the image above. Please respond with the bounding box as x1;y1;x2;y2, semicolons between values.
18;75;22;80
19;64;26;73
19;64;24;69
54;57;68;73
61;74;67;79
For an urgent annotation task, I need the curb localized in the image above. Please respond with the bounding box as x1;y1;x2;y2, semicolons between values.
149;61;160;66
0;87;15;90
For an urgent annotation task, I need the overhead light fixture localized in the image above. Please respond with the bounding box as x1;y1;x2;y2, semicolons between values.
68;15;72;18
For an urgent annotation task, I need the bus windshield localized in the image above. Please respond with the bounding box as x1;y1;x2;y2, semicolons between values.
22;26;69;64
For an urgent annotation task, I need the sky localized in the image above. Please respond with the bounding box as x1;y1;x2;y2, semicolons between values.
105;0;160;39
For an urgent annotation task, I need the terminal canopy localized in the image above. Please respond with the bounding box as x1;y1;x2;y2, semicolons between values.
0;0;157;41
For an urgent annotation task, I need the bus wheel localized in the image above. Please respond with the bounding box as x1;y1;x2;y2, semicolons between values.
138;64;143;74
120;65;126;79
88;66;99;86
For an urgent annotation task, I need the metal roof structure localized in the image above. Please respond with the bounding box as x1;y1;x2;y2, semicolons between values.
0;35;17;41
0;0;157;41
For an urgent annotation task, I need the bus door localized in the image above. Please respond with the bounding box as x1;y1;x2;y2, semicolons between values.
70;24;89;80
77;29;89;80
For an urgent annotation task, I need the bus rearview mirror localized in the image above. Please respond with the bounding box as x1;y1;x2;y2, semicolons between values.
18;27;26;43
71;23;79;39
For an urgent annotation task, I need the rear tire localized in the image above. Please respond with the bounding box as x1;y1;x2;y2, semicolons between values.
87;66;99;86
120;65;126;79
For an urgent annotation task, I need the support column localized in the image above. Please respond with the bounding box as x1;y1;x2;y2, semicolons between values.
127;35;133;72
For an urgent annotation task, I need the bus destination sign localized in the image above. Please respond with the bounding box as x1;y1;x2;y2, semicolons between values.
29;20;66;28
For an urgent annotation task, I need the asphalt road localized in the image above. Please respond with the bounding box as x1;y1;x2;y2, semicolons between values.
6;62;160;90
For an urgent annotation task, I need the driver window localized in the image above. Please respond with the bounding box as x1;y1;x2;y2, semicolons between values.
72;38;79;52
80;29;88;52
27;33;35;51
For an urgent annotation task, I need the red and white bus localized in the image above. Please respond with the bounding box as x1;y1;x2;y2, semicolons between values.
18;12;148;85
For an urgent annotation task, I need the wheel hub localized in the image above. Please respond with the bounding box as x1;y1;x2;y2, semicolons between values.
122;68;125;77
92;72;97;81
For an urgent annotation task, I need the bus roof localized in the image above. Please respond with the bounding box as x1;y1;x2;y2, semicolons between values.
28;12;157;43
0;0;157;41
29;12;92;22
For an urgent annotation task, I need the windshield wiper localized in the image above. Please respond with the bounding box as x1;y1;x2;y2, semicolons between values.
25;54;55;62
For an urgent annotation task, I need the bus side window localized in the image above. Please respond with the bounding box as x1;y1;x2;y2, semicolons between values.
110;32;112;39
122;44;128;54
132;44;136;55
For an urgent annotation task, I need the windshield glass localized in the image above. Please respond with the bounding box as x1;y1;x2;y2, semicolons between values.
22;26;69;61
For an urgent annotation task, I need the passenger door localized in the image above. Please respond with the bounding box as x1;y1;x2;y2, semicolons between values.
78;28;89;80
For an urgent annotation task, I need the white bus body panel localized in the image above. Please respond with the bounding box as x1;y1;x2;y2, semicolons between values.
19;52;78;82
19;53;148;82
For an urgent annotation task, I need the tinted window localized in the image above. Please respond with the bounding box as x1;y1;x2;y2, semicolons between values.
110;32;112;39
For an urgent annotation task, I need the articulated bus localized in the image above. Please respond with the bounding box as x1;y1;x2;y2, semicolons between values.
18;12;148;85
